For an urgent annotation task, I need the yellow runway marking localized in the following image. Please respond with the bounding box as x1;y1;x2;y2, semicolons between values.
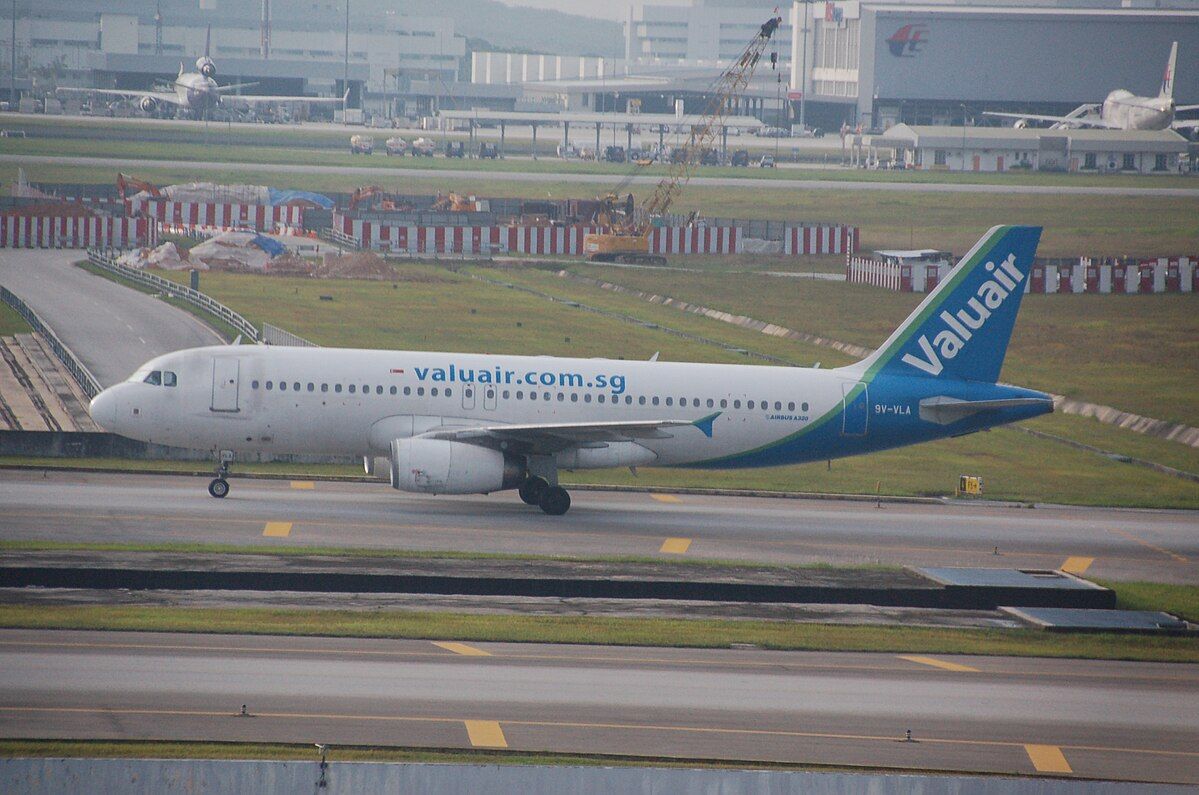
464;720;508;748
432;641;491;657
649;493;681;503
898;655;980;673
1025;744;1072;774
262;522;292;538
289;481;315;490
1;706;1193;761
659;537;692;554
1110;528;1188;563
1060;556;1094;575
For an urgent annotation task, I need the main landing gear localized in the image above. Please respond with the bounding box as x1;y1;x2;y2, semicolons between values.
208;450;233;499
518;475;572;516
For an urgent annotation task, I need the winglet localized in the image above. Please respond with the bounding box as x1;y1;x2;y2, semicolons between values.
692;411;721;438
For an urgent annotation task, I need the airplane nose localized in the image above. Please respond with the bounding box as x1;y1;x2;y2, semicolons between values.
89;387;118;431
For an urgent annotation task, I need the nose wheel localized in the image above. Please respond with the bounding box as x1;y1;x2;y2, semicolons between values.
208;452;233;498
208;477;229;499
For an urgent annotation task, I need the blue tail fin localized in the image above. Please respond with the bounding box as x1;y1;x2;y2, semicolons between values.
849;225;1041;384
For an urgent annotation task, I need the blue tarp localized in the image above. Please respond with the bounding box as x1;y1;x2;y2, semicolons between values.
267;188;334;209
250;234;286;257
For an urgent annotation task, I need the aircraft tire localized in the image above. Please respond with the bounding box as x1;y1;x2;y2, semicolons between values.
208;478;230;499
538;486;571;516
518;476;549;505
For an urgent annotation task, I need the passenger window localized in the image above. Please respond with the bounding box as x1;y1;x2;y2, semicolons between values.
801;402;809;412
163;371;177;387
252;380;260;390
652;397;659;406
598;394;605;404
530;392;538;401
266;381;274;391
706;398;714;408
321;383;328;393
307;383;314;392
570;393;579;402
403;386;411;396
734;400;741;409
362;384;369;394
543;392;550;401
692;398;699;407
516;390;524;400
788;402;795;411
775;401;782;410
583;394;591;403
376;385;383;395
335;384;342;393
747;401;754;409
665;397;673;406
431;388;439;397
417;387;425;396
143;370;162;386
638;396;646;405
293;382;300;392
502;390;509;399
390;386;397;395
348;385;355;394
625;396;632;405
445;388;452;397
557;392;564;402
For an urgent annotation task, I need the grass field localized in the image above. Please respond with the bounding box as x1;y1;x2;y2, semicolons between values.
0;301;32;336
5;158;1197;255
139;265;1197;508
562;264;1199;428
5;124;1197;189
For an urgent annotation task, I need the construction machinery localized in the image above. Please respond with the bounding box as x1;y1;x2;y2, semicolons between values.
583;15;781;265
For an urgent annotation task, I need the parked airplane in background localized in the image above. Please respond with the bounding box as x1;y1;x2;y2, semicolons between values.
984;42;1199;132
89;226;1053;515
57;27;346;117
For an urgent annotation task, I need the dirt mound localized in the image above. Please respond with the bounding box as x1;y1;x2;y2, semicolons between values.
266;252;316;276
314;251;397;280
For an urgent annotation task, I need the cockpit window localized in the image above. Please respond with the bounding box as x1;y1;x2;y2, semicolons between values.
163;371;177;387
143;370;162;386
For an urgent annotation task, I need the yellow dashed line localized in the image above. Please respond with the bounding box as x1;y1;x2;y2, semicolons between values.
464;720;508;748
659;537;692;554
262;522;293;538
290;481;315;490
1025;744;1072;774
1110;528;1188;563
1060;556;1094;575
432;641;491;657
649;493;681;503
898;655;980;673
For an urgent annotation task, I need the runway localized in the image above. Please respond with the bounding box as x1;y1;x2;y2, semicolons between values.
5;153;1199;196
0;250;221;387
0;628;1194;783
1;470;1194;583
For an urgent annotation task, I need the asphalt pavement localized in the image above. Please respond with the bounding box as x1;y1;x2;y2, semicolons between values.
0;629;1194;783
0;470;1194;583
0;250;222;386
4;154;1198;196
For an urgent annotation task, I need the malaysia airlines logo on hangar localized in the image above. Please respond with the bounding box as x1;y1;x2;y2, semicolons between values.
887;24;928;57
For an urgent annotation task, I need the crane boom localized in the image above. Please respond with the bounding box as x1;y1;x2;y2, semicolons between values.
583;15;782;265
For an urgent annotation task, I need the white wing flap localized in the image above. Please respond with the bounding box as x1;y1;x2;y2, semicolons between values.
423;419;698;454
56;87;184;106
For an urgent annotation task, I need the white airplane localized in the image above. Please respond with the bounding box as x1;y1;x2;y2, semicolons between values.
984;42;1199;132
58;27;346;117
89;226;1054;515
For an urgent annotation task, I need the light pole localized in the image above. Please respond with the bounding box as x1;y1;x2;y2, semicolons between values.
960;102;967;172
799;0;809;132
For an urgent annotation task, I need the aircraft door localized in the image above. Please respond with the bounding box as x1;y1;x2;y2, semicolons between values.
841;381;868;436
210;358;240;412
461;384;476;411
483;385;497;411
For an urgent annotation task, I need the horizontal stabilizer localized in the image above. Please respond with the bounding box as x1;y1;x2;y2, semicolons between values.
919;396;1054;425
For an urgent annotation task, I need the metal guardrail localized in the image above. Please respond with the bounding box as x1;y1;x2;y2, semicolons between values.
319;227;360;250
86;249;260;342
261;323;317;347
0;285;103;399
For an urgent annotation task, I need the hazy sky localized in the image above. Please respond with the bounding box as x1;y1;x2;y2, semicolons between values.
501;0;690;22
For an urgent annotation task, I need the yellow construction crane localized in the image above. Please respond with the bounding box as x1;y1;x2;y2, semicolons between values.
582;15;782;266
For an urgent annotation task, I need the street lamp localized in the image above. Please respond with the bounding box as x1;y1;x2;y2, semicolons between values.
960;102;967;172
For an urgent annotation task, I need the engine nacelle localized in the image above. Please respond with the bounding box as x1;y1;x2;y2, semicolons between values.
1012;119;1028;129
196;56;216;78
390;438;524;495
139;96;158;113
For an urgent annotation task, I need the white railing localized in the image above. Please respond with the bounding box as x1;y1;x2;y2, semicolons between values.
86;249;260;342
0;286;103;398
262;323;317;347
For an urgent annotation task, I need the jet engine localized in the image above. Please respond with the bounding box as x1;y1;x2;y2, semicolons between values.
389;438;525;495
1012;119;1028;129
139;96;158;113
196;56;216;78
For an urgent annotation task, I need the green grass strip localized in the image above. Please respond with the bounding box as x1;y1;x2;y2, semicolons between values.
0;605;1194;662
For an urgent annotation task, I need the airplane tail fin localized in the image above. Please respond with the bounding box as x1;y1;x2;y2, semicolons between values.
1161;41;1177;100
205;24;212;58
845;225;1042;384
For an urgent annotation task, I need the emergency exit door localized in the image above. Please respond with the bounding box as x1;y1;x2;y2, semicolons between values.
210;358;240;412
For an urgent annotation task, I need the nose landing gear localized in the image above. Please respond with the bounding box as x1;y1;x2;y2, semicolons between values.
208;450;234;498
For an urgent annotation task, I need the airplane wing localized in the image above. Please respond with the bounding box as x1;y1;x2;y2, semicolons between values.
1172;119;1199;130
56;87;184;106
421;415;719;454
1175;104;1199;112
981;111;1120;129
214;82;261;94
220;89;348;105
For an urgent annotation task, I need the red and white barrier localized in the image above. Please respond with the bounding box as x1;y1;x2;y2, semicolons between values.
783;225;858;255
850;255;1198;294
0;215;155;249
650;226;741;255
131;200;303;231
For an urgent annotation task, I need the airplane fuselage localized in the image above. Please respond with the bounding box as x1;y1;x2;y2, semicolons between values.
1100;89;1176;131
171;72;221;111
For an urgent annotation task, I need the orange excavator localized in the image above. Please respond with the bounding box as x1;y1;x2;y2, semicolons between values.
582;15;781;265
116;173;160;201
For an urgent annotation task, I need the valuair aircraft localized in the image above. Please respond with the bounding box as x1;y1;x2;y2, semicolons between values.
89;226;1054;515
58;27;346;117
984;42;1199;132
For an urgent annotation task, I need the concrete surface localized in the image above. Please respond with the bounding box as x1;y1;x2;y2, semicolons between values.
0;250;222;386
0;470;1193;583
0;629;1195;784
4;154;1198;196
